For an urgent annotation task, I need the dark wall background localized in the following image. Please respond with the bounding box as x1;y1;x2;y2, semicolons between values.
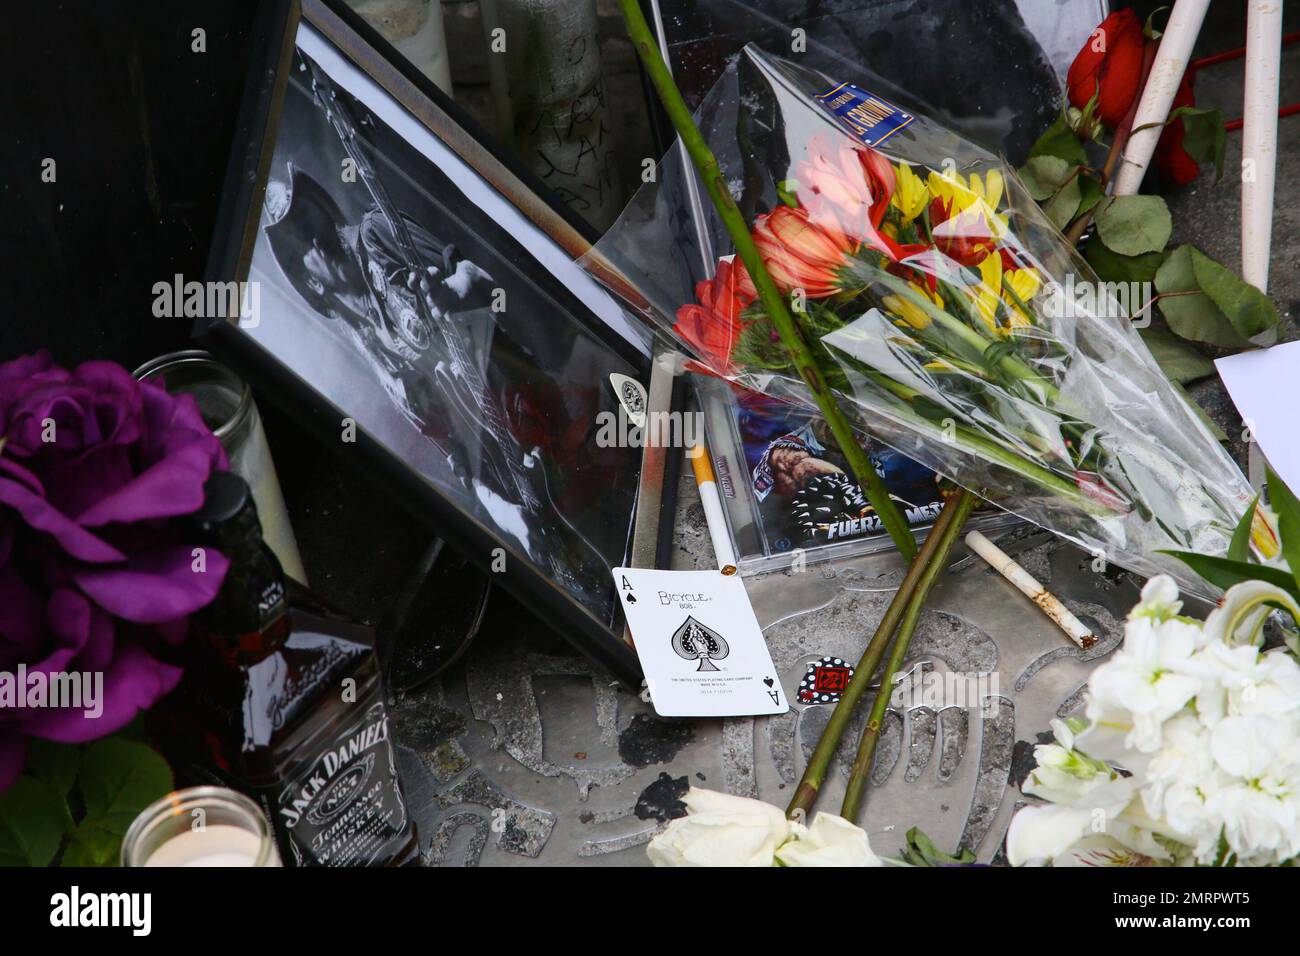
1;0;259;369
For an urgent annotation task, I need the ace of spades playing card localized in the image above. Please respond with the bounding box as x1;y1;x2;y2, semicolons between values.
612;568;787;718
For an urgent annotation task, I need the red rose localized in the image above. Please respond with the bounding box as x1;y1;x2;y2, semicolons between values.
1155;74;1201;186
1067;9;1147;128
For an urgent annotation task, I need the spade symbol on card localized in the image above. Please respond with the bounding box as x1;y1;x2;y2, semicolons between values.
763;677;774;688
626;592;637;604
671;616;729;672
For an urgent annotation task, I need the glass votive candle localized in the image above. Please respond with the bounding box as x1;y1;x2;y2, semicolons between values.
134;350;307;584
121;786;281;867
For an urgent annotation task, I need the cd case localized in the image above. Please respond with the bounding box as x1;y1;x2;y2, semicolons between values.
695;375;1020;575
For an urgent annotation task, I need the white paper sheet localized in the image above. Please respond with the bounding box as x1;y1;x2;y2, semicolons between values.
1215;342;1300;491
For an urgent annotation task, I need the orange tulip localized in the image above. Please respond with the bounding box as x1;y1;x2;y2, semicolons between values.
675;257;755;376
751;205;852;297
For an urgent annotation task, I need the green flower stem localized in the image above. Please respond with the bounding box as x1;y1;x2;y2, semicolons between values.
852;261;1057;401
841;489;977;822
854;369;1111;513
618;0;917;561
785;490;969;820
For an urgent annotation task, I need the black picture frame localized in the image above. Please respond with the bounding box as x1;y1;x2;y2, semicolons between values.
203;0;654;686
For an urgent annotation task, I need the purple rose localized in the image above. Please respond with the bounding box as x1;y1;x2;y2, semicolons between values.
0;352;230;789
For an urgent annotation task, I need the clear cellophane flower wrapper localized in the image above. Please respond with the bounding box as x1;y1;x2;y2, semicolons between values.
581;45;1254;599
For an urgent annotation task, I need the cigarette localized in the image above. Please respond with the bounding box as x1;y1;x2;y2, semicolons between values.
687;444;738;575
964;530;1096;649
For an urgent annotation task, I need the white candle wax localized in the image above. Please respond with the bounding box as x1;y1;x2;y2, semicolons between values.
1242;0;1284;292
143;824;273;867
1114;0;1213;196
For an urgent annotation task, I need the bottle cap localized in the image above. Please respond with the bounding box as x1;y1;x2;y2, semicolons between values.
186;471;262;541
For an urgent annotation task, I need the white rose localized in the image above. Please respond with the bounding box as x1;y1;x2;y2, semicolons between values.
775;812;881;867
647;788;791;867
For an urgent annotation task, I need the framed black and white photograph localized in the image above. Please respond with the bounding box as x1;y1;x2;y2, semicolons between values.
204;0;655;684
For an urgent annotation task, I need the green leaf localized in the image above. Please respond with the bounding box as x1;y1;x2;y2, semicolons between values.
1028;114;1088;165
1160;550;1300;597
77;737;173;836
1138;326;1215;384
732;315;795;372
1228;494;1260;563
25;739;79;797
1094;195;1172;256
0;775;73;866
900;826;976;867
1043;177;1082;231
1266;467;1300;593
1083;237;1164;286
776;178;800;208
1076;175;1106;219
61;821;125;867
1191;248;1280;345
1019;156;1075;201
1169;105;1227;182
1155;245;1283;347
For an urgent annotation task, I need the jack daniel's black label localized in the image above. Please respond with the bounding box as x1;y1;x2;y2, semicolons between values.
264;700;409;866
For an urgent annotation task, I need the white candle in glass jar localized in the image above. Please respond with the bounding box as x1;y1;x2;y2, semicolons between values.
122;786;281;868
143;824;273;867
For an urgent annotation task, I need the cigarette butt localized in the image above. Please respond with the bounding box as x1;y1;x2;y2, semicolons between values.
688;444;738;574
965;530;1096;650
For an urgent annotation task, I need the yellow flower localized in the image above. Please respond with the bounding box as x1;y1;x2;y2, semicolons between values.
926;167;1010;242
883;281;944;330
1001;267;1041;327
970;252;1003;333
970;169;1005;210
1252;504;1280;560
891;163;928;224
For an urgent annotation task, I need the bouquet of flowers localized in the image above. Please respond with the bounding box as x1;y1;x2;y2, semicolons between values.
590;43;1258;596
1008;475;1300;866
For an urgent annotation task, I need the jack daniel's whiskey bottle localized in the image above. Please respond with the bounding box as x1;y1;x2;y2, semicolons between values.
174;472;417;866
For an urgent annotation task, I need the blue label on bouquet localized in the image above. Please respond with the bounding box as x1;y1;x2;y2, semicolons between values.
816;83;914;147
